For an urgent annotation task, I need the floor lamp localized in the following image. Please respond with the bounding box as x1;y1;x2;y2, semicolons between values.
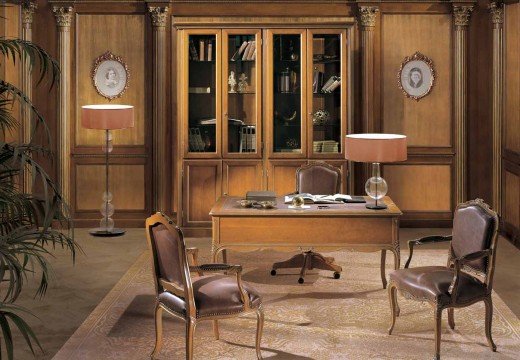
81;105;135;236
345;134;407;210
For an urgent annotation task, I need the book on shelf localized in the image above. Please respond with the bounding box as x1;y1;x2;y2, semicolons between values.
284;193;366;204
199;40;205;61
245;41;256;60
188;128;205;152
189;87;211;94
189;39;198;60
207;41;213;61
321;76;341;93
199;118;216;125
239;125;256;153
242;41;253;61
251;48;257;60
231;41;248;61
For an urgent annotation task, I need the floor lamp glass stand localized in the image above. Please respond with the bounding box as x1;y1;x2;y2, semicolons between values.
365;162;388;210
89;130;124;237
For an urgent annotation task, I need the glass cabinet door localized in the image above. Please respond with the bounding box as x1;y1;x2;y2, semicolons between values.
222;30;262;158
307;29;347;158
266;29;307;157
183;30;221;157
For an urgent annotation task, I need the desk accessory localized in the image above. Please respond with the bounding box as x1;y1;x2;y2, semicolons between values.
246;191;276;203
345;134;407;210
81;105;135;236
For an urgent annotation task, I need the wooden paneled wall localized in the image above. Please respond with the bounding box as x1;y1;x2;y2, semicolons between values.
9;1;510;233
0;4;21;143
71;10;153;227
503;1;520;246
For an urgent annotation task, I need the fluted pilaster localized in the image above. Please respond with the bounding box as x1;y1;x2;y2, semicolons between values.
490;2;504;213
53;6;74;205
453;5;473;204
22;1;37;193
149;6;169;212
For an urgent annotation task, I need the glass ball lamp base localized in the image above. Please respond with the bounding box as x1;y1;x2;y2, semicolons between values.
365;162;388;210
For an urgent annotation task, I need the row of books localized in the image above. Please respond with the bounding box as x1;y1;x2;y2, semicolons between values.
188;128;206;152
313;71;341;93
313;140;339;153
189;39;214;61
239;125;256;153
231;41;257;61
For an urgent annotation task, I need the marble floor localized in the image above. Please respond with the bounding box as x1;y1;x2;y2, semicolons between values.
12;228;520;359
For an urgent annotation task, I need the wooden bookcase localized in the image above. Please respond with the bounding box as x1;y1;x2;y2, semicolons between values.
176;18;355;232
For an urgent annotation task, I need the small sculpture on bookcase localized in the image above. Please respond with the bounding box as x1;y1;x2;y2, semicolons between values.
238;73;248;93
228;71;237;93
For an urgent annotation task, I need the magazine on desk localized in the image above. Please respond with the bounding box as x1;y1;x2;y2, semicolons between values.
284;193;366;204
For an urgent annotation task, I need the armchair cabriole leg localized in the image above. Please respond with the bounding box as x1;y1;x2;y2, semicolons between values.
388;284;398;335
381;250;387;289
186;318;196;360
484;296;497;352
433;308;442;360
256;307;264;359
151;303;163;359
448;308;455;330
213;320;220;340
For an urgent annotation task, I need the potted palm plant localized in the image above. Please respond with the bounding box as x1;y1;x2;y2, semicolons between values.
0;5;80;359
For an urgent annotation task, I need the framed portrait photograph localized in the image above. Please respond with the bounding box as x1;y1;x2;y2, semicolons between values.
92;51;129;100
397;52;435;101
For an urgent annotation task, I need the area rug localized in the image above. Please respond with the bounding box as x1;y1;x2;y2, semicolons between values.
53;246;520;359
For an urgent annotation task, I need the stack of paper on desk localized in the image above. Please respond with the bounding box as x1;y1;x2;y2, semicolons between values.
284;193;364;204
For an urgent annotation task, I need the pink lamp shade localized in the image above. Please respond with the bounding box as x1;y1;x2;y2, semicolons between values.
81;105;135;130
345;133;407;163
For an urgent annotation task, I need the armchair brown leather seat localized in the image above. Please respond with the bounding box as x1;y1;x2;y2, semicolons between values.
146;213;264;360
387;199;499;360
270;162;343;284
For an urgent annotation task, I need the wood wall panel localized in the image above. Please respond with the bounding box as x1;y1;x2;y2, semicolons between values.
222;160;263;197
384;164;452;211
381;14;452;148
505;3;519;154
75;14;146;146
183;160;222;226
0;5;21;143
75;164;145;210
504;170;520;230
268;160;307;196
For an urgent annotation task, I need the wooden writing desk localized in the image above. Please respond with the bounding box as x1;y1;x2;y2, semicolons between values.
209;196;402;288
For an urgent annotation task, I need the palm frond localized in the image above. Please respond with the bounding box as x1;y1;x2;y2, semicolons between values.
0;303;43;360
0;37;60;87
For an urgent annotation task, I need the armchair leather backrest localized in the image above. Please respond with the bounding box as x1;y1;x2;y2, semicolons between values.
146;213;191;296
452;201;498;273
296;162;341;195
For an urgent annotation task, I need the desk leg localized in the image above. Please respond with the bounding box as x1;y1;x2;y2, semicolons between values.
380;250;387;289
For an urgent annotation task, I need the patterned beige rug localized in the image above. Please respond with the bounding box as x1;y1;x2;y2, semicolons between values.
54;247;520;360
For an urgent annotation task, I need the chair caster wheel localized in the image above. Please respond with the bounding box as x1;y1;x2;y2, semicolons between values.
334;272;341;279
270;269;277;276
298;278;304;284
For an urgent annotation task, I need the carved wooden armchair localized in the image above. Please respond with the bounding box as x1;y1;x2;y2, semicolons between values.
387;199;499;360
270;162;343;283
145;212;264;360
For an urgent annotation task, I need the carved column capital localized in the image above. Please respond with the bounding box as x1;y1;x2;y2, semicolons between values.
22;2;37;25
148;6;169;27
359;6;379;28
453;5;474;27
489;2;504;26
52;6;74;28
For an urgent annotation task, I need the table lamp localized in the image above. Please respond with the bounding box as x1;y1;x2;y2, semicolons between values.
82;105;135;236
345;133;407;210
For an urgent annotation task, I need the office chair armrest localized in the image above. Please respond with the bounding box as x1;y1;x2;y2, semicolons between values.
186;247;203;276
189;264;251;309
448;249;491;301
405;235;453;268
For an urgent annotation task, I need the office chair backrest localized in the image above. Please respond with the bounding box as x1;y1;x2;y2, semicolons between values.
296;162;341;195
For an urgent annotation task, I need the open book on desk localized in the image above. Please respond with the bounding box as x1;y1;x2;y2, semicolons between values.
284;193;366;204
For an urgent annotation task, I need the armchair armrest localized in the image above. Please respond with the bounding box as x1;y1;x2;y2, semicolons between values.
448;249;491;301
186;247;203;276
405;235;452;269
189;263;250;309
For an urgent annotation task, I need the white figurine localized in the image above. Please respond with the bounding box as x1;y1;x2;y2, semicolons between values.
228;71;237;93
238;73;248;93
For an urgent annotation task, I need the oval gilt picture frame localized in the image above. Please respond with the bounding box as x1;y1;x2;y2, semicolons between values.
92;51;130;101
397;52;435;101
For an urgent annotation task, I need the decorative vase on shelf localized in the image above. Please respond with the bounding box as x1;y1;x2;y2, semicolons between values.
312;110;330;126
